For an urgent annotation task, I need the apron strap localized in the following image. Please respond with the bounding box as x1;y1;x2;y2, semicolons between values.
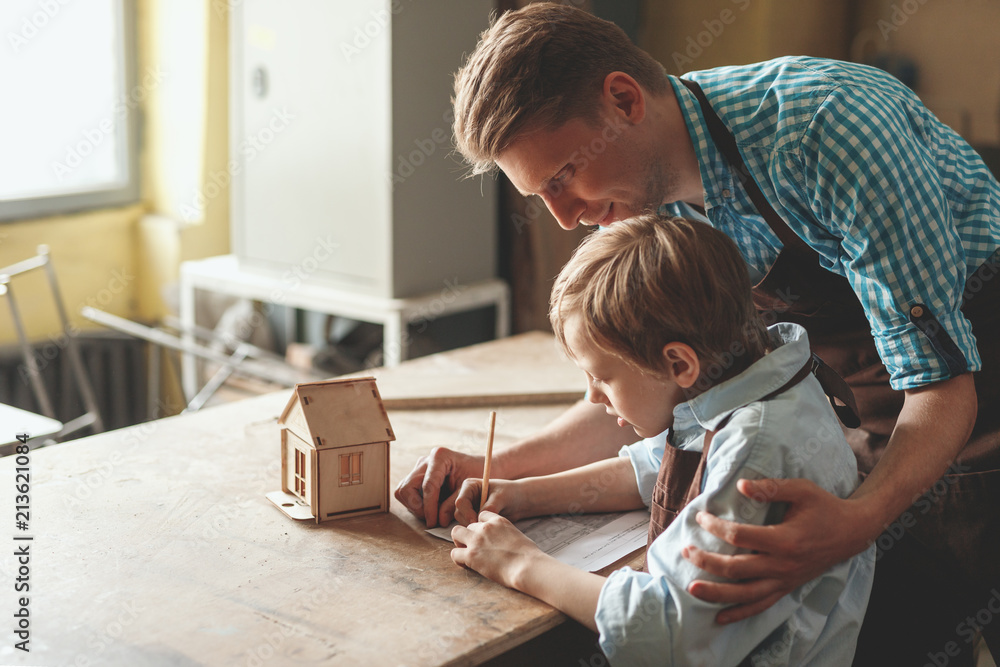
679;77;862;429
679;78;813;256
759;353;860;428
809;354;862;428
760;357;814;402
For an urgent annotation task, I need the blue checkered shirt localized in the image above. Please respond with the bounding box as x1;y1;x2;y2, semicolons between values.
663;56;1000;390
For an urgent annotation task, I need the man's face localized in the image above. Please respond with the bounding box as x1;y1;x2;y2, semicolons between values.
496;113;671;230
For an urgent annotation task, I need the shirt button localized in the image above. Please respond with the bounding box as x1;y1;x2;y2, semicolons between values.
910;305;924;318
721;189;732;198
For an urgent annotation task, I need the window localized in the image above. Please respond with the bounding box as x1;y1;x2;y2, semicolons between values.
0;0;139;221
293;449;306;498
339;452;363;487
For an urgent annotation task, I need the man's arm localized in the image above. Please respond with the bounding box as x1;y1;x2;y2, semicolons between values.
491;399;637;479
682;71;987;621
394;399;635;527
683;373;977;623
452;456;645;525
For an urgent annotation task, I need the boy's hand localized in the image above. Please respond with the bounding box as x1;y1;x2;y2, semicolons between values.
452;478;525;526
450;511;544;589
394;447;485;528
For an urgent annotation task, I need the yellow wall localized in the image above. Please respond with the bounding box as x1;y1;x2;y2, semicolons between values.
852;0;1000;145
181;0;230;265
136;0;230;322
0;204;144;344
639;0;1000;147
640;1;851;77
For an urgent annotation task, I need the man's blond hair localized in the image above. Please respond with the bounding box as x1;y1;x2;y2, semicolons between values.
453;2;669;175
550;215;770;385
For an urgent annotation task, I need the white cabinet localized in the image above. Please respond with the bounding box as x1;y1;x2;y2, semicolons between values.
229;0;497;299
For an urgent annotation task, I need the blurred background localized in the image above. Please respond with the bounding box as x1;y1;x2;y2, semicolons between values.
1;0;998;439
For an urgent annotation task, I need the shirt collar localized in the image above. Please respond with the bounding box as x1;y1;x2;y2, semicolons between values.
666;75;735;213
672;323;813;432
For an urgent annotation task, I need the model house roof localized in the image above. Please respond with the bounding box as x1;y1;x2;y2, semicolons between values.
278;377;396;450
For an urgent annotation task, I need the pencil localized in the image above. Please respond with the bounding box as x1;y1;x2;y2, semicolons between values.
481;410;497;511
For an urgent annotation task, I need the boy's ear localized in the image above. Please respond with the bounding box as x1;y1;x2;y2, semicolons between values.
602;71;646;124
662;342;700;388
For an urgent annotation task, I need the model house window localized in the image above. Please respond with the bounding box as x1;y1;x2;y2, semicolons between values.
339;452;363;487
0;0;139;221
294;449;306;498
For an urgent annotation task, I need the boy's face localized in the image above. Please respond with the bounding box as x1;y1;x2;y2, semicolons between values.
565;316;685;439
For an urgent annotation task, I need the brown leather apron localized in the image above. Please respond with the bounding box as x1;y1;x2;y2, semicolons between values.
644;361;811;667
646;359;814;548
681;78;1000;665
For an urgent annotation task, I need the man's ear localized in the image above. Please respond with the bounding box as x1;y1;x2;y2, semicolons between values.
602;72;646;124
662;342;700;389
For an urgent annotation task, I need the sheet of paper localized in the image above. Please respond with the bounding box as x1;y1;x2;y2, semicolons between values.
427;509;650;572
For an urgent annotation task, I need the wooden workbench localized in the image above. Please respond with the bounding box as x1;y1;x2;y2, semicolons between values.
0;332;635;666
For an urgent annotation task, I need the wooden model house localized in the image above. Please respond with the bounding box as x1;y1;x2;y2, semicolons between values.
273;377;395;522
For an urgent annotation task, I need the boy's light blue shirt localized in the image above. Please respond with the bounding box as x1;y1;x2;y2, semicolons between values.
595;323;875;666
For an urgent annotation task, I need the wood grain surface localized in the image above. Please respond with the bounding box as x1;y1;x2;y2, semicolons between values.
0;333;632;667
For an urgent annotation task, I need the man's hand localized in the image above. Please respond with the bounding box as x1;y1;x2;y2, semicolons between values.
393;447;484;528
682;478;868;624
683;374;976;624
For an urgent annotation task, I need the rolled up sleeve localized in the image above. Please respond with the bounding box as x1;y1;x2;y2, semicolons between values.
790;86;980;389
619;430;669;506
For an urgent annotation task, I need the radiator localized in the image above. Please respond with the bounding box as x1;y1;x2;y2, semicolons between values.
0;330;149;439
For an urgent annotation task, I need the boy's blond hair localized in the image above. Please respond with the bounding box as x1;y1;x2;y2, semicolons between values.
453;2;669;175
550;215;770;385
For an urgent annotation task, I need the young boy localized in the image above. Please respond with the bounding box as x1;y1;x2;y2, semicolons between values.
450;215;874;666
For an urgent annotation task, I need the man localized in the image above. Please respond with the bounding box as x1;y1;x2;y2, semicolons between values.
395;4;1000;665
